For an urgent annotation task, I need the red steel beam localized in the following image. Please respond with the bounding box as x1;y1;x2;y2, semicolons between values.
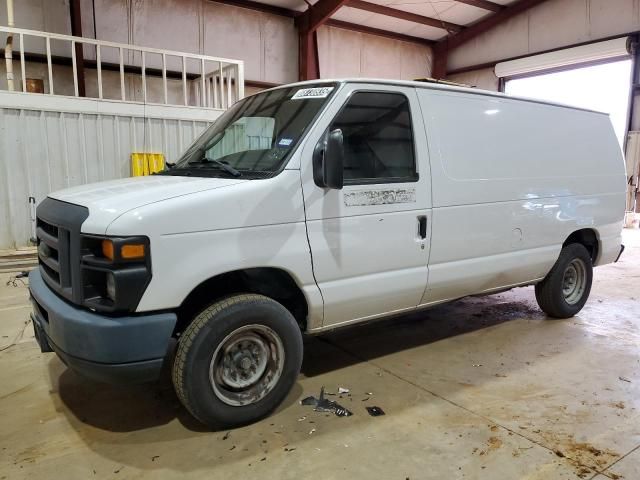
206;0;434;49
209;0;296;17
69;0;86;96
298;29;320;81
443;0;551;51
434;0;552;77
454;0;503;13
346;0;462;33
431;43;448;79
326;19;434;45
297;0;350;33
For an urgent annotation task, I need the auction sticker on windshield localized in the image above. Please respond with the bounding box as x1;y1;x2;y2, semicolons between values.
292;87;334;100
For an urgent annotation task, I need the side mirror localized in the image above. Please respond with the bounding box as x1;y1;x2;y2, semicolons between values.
313;129;344;190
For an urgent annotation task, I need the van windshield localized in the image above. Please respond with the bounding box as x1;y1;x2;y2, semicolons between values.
165;83;338;178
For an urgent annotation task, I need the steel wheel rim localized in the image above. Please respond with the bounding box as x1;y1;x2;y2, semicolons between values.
562;258;587;305
209;324;285;407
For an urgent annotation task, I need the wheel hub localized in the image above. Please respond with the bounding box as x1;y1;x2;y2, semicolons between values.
239;356;252;371
220;334;269;389
210;325;285;407
562;258;587;305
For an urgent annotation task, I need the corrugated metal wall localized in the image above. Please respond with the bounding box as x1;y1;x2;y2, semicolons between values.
0;93;221;249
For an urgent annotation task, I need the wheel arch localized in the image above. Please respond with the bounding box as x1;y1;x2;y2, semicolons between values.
175;267;309;335
563;228;599;264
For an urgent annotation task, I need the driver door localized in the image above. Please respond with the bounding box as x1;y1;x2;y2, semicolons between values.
300;84;432;328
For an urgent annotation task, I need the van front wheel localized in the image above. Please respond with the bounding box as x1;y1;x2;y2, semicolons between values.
172;294;303;429
535;244;593;318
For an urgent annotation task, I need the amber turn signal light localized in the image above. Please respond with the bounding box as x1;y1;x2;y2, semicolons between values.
121;244;145;259
101;240;145;261
101;240;114;260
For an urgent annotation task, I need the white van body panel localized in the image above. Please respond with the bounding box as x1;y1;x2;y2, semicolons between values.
96;170;323;323
48;176;246;235
417;88;626;305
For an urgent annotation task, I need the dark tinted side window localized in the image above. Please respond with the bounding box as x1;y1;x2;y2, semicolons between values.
330;92;417;183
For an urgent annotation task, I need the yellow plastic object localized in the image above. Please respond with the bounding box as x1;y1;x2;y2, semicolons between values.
130;153;165;176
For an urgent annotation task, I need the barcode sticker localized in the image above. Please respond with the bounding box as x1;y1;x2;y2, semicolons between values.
291;87;334;100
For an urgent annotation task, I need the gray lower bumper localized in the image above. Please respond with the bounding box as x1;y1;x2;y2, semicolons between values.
29;269;177;384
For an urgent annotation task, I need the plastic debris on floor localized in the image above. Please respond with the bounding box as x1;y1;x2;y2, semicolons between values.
300;387;353;417
365;406;385;417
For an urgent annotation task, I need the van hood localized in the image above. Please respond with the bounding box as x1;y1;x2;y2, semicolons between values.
48;175;246;234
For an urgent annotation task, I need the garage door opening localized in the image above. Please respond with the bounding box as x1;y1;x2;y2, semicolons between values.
505;59;632;147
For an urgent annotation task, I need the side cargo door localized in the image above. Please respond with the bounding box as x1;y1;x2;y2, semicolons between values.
300;84;433;328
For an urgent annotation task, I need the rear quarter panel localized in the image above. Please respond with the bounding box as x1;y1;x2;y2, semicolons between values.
417;88;626;304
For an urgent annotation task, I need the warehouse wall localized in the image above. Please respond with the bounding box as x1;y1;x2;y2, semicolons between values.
0;0;70;36
0;93;218;248
0;0;298;86
0;0;431;88
446;0;640;90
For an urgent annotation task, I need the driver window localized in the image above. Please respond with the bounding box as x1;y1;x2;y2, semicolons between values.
330;92;417;184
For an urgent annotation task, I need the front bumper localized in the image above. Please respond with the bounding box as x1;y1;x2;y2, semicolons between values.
29;269;177;384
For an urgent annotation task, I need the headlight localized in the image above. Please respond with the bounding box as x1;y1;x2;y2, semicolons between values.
81;235;152;312
105;272;116;300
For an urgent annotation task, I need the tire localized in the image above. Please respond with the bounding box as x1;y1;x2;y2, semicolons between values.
535;243;593;319
172;294;303;429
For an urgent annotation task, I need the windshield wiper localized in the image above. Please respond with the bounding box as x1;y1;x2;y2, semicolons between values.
188;158;242;177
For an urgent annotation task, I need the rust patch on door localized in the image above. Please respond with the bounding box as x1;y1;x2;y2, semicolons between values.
344;188;416;207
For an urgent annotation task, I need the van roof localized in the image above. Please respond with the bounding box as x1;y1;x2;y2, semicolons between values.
270;78;609;116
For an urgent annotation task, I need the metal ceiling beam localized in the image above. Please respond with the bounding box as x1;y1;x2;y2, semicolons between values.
432;0;552;78
298;30;320;81
346;0;462;33
296;0;350;33
210;0;296;17
453;0;503;13
443;0;551;51
205;0;435;47
69;0;86;96
326;19;434;45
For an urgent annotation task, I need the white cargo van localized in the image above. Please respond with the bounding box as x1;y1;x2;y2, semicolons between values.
29;79;626;428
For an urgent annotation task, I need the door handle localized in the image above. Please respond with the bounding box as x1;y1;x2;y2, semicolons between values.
418;216;427;239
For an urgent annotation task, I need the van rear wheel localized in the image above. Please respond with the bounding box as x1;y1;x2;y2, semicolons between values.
535;244;593;318
172;294;303;429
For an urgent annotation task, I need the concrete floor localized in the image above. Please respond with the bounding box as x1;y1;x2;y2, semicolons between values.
1;231;639;480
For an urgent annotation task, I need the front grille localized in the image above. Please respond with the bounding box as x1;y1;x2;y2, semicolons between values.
36;218;71;293
38;220;58;239
36;198;89;304
37;216;72;299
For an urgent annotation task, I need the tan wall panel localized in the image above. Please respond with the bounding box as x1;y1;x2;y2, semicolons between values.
202;2;264;82
449;0;640;71
318;27;363;78
261;14;299;85
527;0;591;53
317;25;432;80
361;35;403;78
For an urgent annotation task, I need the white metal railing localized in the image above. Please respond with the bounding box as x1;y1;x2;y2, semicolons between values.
0;26;244;109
